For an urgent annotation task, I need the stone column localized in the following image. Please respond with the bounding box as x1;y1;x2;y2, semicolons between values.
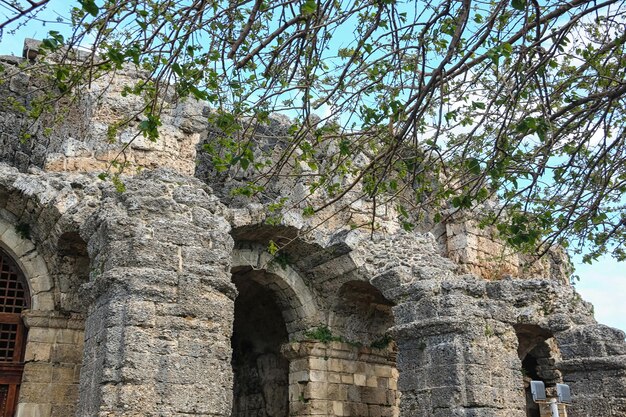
77;172;236;417
283;341;399;417
17;311;84;417
556;324;626;416
390;277;527;417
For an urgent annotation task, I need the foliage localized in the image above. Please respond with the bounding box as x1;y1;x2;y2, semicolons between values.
304;325;342;343
370;333;393;349
14;223;31;240
1;0;626;262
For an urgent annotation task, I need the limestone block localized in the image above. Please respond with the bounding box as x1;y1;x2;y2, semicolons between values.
22;362;53;383
28;327;58;343
305;399;328;415
332;400;344;416
50;403;76;417
309;357;328;371
354;373;367;386
346;401;368;416
304;381;328;399
361;386;388;405
50;343;83;364
309;370;326;382
24;341;52;361
15;403;52;417
341;374;354;384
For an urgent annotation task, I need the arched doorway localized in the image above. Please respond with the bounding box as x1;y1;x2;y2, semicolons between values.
0;248;30;417
516;324;562;417
231;271;290;417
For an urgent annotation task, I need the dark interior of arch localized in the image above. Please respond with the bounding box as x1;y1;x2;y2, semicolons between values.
57;231;90;312
231;272;289;417
333;280;395;346
516;325;562;417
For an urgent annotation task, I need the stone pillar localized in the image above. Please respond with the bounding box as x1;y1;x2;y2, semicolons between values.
283;341;399;417
16;311;84;417
556;324;626;416
395;317;528;417
77;172;236;416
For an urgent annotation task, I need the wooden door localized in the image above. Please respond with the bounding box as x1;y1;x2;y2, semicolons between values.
0;249;30;417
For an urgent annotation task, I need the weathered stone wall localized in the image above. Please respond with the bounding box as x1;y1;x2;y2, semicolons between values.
0;38;625;417
375;261;626;417
77;170;235;416
284;341;399;417
440;216;572;282
19;311;84;417
1;49;205;176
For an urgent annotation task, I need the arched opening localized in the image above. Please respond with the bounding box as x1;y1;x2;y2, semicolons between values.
0;248;30;417
322;280;399;416
56;231;90;312
516;325;562;417
231;271;290;417
333;280;395;346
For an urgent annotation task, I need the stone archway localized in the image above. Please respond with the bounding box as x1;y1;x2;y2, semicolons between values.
515;324;563;417
230;246;323;417
230;272;290;417
0;218;54;312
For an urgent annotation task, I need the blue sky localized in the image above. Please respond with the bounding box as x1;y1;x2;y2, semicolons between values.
573;255;625;333
2;1;624;335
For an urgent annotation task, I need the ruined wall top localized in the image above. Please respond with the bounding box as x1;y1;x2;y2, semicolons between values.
0;39;572;283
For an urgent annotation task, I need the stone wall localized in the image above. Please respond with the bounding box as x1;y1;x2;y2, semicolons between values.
19;311;84;417
284;341;399;417
440;215;572;282
0;162;625;417
0;39;625;417
1;47;205;176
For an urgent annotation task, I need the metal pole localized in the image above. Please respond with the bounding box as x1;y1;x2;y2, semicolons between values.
549;398;560;417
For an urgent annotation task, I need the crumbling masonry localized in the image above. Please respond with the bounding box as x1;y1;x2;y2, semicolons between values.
0;42;625;417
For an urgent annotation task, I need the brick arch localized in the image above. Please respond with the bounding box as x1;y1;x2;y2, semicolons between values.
231;246;321;335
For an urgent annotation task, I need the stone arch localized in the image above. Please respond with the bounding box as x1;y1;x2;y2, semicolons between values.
230;245;322;417
515;324;563;417
230;275;290;417
0;217;54;311
229;231;406;417
231;246;321;334
0;176;90;417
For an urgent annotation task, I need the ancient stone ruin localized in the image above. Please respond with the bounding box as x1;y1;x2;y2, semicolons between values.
0;40;625;417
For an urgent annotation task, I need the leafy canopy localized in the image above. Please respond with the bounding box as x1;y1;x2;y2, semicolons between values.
1;0;626;263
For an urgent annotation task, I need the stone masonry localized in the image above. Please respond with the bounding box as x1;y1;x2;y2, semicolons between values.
0;41;624;417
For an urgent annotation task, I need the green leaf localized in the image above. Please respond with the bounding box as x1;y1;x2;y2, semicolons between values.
78;0;99;17
471;101;486;110
268;240;279;255
511;0;525;11
339;139;350;156
465;158;481;176
300;0;317;16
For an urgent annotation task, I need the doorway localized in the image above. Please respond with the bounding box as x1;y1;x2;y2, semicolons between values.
231;273;289;417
